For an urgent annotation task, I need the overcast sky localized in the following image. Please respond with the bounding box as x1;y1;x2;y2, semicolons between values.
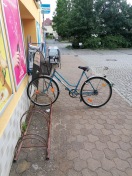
41;0;132;20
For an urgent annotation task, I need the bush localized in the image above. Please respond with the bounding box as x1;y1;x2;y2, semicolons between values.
101;35;130;49
83;37;101;49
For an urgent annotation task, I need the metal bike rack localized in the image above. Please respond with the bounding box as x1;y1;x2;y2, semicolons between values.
13;99;52;161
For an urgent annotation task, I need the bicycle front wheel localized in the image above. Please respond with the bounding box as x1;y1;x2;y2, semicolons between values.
80;76;112;108
27;76;60;106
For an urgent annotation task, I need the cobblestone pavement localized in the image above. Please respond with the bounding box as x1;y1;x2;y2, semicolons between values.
78;50;132;105
10;54;132;176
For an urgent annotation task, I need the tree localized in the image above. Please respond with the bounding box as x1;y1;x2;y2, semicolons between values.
68;0;94;38
94;0;132;35
52;0;71;38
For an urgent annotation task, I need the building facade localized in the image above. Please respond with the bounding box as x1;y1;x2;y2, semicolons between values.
0;0;42;175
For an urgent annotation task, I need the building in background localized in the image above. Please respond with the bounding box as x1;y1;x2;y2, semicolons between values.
43;18;58;40
0;0;43;175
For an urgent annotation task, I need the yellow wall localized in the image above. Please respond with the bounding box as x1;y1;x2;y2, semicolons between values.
19;0;42;45
0;0;43;136
20;0;40;22
22;19;37;48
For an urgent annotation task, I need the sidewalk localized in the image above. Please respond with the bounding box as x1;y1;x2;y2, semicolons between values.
10;55;132;176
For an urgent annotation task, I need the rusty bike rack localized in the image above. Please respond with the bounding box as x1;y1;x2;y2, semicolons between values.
13;96;52;162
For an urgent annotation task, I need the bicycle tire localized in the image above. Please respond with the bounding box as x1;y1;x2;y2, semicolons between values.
80;76;112;108
27;76;60;106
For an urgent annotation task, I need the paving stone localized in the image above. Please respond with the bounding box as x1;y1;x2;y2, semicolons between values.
74;158;87;171
9;169;18;176
92;149;105;160
79;149;92;160
110;168;127;176
116;149;131;160
121;129;131;136
119;141;132;151
46;170;65;176
71;141;84;150
87;158;101;171
75;124;84;130
112;129;123;135
84;142;96;151
79;119;88;125
97;119;106;125
104;148;118;160
126;168;132;176
96;168;113;176
113;124;124;131
88;119;97;125
67;149;79;160
88;134;99;142
82;168;97;176
114;158;130;171
128;148;132;156
85;124;94;130
107;141;120;151
80;128;92;136
16;160;31;174
127;158;132;168
98;134;110;143
67;136;77;143
67;169;81;176
77;135;87;142
106;119;115;125
124;124;132;130
71;129;81;135
104;124;114;130
102;129;112;135
109;134;121;142
94;123;104;130
95;141;107;151
101;158;115;171
59;159;73;172
91;129;103;136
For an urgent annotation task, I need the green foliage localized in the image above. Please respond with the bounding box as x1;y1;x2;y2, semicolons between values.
83;37;101;49
101;35;131;49
53;0;132;48
46;35;54;39
22;122;27;133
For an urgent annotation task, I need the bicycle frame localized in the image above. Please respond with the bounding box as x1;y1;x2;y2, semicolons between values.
50;69;89;94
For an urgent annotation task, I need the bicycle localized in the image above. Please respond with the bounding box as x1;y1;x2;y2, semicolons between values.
27;63;112;108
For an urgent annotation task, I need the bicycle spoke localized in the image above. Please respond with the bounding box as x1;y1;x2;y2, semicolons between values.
27;76;60;106
81;77;112;108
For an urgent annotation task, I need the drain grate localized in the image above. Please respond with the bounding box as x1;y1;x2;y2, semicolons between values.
106;59;117;61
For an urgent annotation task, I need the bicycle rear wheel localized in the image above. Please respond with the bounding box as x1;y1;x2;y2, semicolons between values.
80;76;112;108
27;76;60;106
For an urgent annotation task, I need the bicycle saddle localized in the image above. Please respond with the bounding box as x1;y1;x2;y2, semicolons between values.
78;66;90;71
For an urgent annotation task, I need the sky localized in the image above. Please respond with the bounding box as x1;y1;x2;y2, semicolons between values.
41;0;132;20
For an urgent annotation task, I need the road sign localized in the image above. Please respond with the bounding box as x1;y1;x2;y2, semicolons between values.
41;4;50;14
